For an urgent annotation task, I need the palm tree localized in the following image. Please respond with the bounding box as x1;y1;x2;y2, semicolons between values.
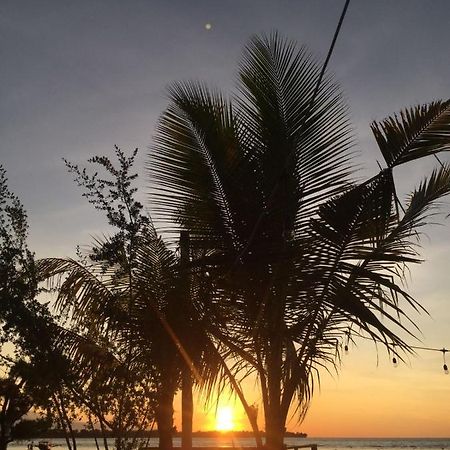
149;32;450;450
39;149;182;450
39;149;237;450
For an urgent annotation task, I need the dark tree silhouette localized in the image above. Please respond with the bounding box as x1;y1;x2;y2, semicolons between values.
149;33;450;450
0;167;62;449
40;149;232;450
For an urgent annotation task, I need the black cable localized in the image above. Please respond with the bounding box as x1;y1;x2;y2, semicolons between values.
347;332;447;354
410;345;448;353
232;0;351;268
308;0;351;113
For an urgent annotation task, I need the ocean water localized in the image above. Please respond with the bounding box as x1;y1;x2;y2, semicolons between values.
9;437;450;450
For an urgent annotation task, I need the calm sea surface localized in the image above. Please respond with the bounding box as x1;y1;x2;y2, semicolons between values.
9;438;450;450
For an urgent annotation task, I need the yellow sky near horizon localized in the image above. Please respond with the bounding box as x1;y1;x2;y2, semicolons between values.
174;338;450;438
300;342;450;437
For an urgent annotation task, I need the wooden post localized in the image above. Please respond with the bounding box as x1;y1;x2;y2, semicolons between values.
180;230;193;450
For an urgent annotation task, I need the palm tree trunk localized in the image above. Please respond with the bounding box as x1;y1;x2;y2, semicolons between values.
265;367;286;450
0;396;10;450
88;414;101;450
98;415;109;450
0;435;10;450
156;382;175;450
180;230;193;450
52;393;72;450
0;416;11;450
259;363;284;450
265;354;285;450
265;289;286;450
265;420;285;450
181;370;193;450
58;390;77;450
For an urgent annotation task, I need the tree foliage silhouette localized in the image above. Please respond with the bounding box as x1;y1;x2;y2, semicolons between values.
149;33;450;450
41;148;235;450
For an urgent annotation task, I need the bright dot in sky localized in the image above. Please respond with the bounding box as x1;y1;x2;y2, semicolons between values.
205;23;212;30
215;406;234;431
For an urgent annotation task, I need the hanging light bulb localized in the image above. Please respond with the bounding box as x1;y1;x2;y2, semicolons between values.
392;344;398;368
441;348;448;375
343;328;350;354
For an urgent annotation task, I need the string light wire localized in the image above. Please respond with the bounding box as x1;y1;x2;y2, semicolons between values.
342;330;448;373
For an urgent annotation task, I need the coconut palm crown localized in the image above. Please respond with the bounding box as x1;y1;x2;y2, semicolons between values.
148;33;450;450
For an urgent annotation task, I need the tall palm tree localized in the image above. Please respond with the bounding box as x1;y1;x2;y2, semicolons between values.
149;33;450;450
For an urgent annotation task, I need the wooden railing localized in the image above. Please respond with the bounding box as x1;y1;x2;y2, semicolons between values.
286;445;318;450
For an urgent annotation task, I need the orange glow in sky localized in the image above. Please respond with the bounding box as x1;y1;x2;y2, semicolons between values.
174;337;450;436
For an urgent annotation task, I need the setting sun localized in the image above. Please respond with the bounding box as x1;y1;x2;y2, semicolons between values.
215;406;234;431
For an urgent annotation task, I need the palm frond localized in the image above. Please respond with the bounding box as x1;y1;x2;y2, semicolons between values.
37;257;122;326
402;163;450;228
149;81;245;250
371;100;450;168
237;32;355;236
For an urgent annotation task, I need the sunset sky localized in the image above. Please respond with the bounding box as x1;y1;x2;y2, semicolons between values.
1;0;449;437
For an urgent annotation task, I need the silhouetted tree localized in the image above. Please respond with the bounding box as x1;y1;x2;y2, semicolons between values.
41;148;246;450
149;33;450;450
40;149;186;450
0;167;61;449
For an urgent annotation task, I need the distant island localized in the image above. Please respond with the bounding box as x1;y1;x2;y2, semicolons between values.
183;431;307;438
33;429;307;439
